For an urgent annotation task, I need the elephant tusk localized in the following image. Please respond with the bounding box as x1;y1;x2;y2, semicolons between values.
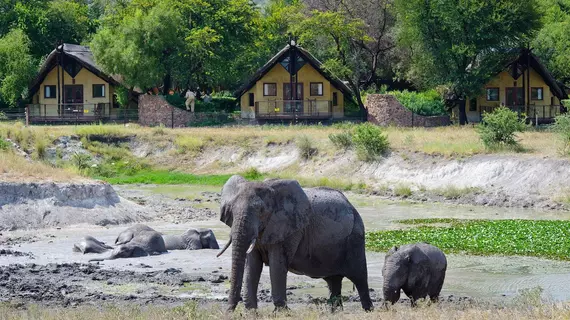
216;236;232;258
246;238;256;254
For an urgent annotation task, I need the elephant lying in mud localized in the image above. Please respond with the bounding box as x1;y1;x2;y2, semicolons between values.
382;243;447;306
217;175;373;312
73;236;113;254
163;228;220;250
89;224;167;262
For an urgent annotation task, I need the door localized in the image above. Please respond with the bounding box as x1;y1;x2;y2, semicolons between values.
283;83;303;113
64;85;84;115
505;87;524;107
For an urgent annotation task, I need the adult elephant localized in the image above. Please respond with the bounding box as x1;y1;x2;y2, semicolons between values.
89;224;167;262
217;175;372;312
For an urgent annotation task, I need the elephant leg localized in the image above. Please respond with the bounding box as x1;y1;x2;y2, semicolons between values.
244;250;263;309
346;273;373;311
324;275;343;312
268;246;289;311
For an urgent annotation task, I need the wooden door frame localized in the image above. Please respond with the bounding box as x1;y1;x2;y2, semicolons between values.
505;87;524;106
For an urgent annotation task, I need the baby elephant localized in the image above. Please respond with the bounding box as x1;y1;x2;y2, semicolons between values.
89;224;167;262
73;235;113;254
163;228;220;250
382;243;447;306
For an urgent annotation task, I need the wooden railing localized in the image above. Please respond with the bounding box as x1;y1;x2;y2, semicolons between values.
480;105;565;122
254;100;333;119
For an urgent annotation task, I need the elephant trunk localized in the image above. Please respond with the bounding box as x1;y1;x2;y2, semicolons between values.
383;284;401;304
227;224;249;311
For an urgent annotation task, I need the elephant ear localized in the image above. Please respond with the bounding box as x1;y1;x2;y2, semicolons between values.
406;248;431;292
260;179;311;245
220;175;247;227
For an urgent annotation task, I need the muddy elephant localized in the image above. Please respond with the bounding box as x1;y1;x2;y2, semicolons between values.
89;224;167;262
382;243;447;306
217;175;372;312
73;236;113;254
163;228;220;250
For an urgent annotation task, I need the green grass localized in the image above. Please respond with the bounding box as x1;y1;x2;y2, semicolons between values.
431;186;480;199
366;219;570;260
394;184;413;197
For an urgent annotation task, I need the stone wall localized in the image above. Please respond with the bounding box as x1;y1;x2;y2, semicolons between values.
138;95;241;127
366;94;450;127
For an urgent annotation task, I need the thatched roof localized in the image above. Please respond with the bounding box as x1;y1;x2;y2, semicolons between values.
235;44;353;98
29;44;120;96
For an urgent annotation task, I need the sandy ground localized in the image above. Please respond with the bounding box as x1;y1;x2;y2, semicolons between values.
3;184;570;309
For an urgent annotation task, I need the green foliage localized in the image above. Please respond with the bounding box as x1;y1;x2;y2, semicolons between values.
477;107;526;149
0;137;9;150
366;219;570;261
242;167;263;180
329;131;353;150
71;152;92;171
351;123;390;161
394;184;412;197
0;111;7;121
390;90;447;116
395;0;541;103
88;158;150;179
165;95;237;113
296;134;317;160
0;29;37;107
91;0;261;92
174;136;204;154
115;86;130;108
33;139;47;160
105;171;236;185
553;114;570;155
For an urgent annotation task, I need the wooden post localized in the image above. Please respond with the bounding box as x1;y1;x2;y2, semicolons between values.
171;106;174;129
25;106;29;127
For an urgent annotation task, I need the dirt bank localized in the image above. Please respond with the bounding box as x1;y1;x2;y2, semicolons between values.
137;139;570;210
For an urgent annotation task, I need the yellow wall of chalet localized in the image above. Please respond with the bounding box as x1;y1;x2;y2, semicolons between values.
240;63;345;118
33;65;116;116
462;68;561;122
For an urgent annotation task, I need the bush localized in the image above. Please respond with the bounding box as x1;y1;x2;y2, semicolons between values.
0;137;9;150
0;111;7;121
34;139;47;160
553;114;570;155
329;131;353;150
352;123;389;161
390;89;447;116
175;136;204;154
242;167;263;180
72;152;92;171
296;135;317;160
477;107;526;149
164;94;237;113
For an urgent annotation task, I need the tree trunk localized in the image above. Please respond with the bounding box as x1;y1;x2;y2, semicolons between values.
458;99;468;125
163;72;171;95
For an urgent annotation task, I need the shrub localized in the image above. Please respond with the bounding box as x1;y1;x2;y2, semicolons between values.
329;131;353;150
0;137;9;150
477;107;526;149
296;135;317;160
391;89;447;116
34;139;48;160
352;123;389;161
394;184;413;197
242;167;263;180
0;111;7;121
553;114;570;155
153;124;166;136
164;94;237;113
72;152;92;171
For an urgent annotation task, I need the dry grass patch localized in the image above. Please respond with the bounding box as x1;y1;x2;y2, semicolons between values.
0;152;83;182
2;302;570;320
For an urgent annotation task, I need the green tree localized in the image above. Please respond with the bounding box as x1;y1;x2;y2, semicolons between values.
395;0;541;124
0;28;37;107
533;0;570;84
92;0;261;93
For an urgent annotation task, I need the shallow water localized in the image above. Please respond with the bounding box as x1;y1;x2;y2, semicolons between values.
3;184;570;302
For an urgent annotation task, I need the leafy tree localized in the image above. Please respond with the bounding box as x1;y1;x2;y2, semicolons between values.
395;0;541;124
0;28;36;107
533;0;570;84
92;0;261;93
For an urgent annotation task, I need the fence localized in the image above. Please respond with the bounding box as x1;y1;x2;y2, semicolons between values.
479;105;564;124
255;100;333;120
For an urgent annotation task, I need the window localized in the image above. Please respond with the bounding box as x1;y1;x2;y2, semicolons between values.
263;83;276;96
93;84;105;98
332;92;338;106
44;85;56;99
469;98;477;112
486;88;499;101
310;83;323;96
248;93;254;107
531;87;543;100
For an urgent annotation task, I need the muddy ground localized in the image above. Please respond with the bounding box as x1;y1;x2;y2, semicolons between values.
2;184;570;310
